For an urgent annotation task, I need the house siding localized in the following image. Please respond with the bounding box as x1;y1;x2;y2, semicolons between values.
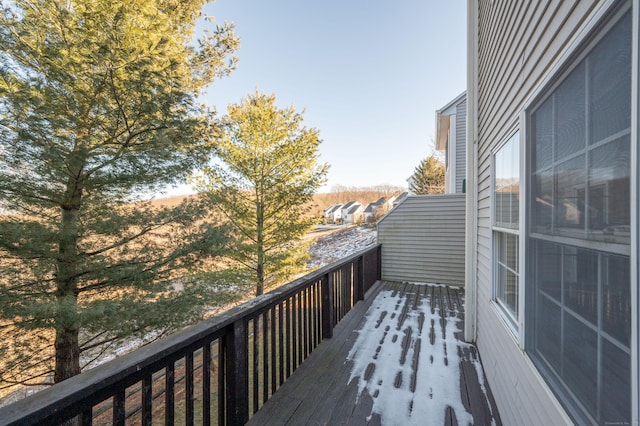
455;98;467;193
378;195;465;285
473;1;604;425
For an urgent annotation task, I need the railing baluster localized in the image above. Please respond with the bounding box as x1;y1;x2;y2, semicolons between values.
218;339;225;426
278;302;285;386
203;343;211;426
377;244;382;280
340;267;345;319
348;264;353;311
186;351;194;426
286;298;292;378
297;292;303;367
307;286;312;353
346;265;351;314
291;295;298;371
165;362;175;426
271;307;277;394
252;318;259;414
225;319;249;424
302;287;308;359
81;409;92;426
142;373;152;425
262;311;269;404
331;271;340;327
322;274;334;339
311;283;317;349
357;256;365;301
113;389;125;426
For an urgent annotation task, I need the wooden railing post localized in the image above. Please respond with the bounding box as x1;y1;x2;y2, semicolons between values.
376;244;382;280
321;274;334;339
225;319;249;424
356;256;365;301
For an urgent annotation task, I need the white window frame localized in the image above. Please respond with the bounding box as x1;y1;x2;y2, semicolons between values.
631;3;639;425
520;2;637;423
491;129;521;336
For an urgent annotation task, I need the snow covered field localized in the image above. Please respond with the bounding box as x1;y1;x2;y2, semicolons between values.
307;226;377;269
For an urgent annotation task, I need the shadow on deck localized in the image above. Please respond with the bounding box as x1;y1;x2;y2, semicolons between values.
248;281;501;425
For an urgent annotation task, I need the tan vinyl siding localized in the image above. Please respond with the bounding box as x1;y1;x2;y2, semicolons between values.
378;195;465;285
474;1;604;425
455;99;467;193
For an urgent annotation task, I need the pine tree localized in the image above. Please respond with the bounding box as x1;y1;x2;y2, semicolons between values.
0;0;238;389
409;155;446;194
196;91;329;296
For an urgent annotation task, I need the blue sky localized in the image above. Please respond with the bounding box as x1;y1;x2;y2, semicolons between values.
178;1;466;194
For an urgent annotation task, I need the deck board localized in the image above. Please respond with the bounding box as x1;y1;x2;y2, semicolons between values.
248;281;501;425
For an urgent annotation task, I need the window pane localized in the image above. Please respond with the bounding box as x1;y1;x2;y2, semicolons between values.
602;253;630;345
536;240;561;301
563;247;597;325
589;13;632;144
601;340;631;424
533;97;553;171
495;232;519;321
555;155;585;233
509;136;520;226
588;137;630;244
504;269;518;315
562;313;597;410
533;170;553;233
494;133;519;229
495;147;505;225
527;10;631;425
535;294;562;371
555;63;585;161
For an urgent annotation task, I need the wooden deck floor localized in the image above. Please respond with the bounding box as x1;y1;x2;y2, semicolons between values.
247;281;501;425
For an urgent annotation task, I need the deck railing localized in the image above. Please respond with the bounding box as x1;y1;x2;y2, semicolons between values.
0;244;381;425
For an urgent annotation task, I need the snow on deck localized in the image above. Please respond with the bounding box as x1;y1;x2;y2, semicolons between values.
348;286;474;425
247;281;501;425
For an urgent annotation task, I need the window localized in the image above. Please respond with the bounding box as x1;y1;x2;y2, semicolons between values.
493;132;520;328
526;8;632;425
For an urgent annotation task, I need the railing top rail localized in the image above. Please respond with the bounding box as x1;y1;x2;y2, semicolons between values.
243;244;380;314
0;243;381;425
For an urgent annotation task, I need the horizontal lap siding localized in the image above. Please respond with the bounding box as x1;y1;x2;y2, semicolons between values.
377;195;465;285
474;0;600;425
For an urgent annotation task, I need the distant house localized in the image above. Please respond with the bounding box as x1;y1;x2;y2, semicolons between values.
435;91;466;194
383;196;396;210
391;192;408;208
339;201;357;224
364;197;393;223
323;204;342;223
363;203;378;224
343;202;364;225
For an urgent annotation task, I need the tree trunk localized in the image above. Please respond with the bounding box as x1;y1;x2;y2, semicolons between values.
256;202;264;296
54;314;81;383
54;168;83;383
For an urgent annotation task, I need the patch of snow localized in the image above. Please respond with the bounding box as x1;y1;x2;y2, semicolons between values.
400;281;450;287
307;226;377;269
346;289;475;425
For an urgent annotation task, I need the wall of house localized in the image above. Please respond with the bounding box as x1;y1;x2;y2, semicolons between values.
377;195;465;285
455;98;467;194
472;1;604;425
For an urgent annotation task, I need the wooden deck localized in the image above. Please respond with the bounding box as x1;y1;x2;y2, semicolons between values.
247;281;501;425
